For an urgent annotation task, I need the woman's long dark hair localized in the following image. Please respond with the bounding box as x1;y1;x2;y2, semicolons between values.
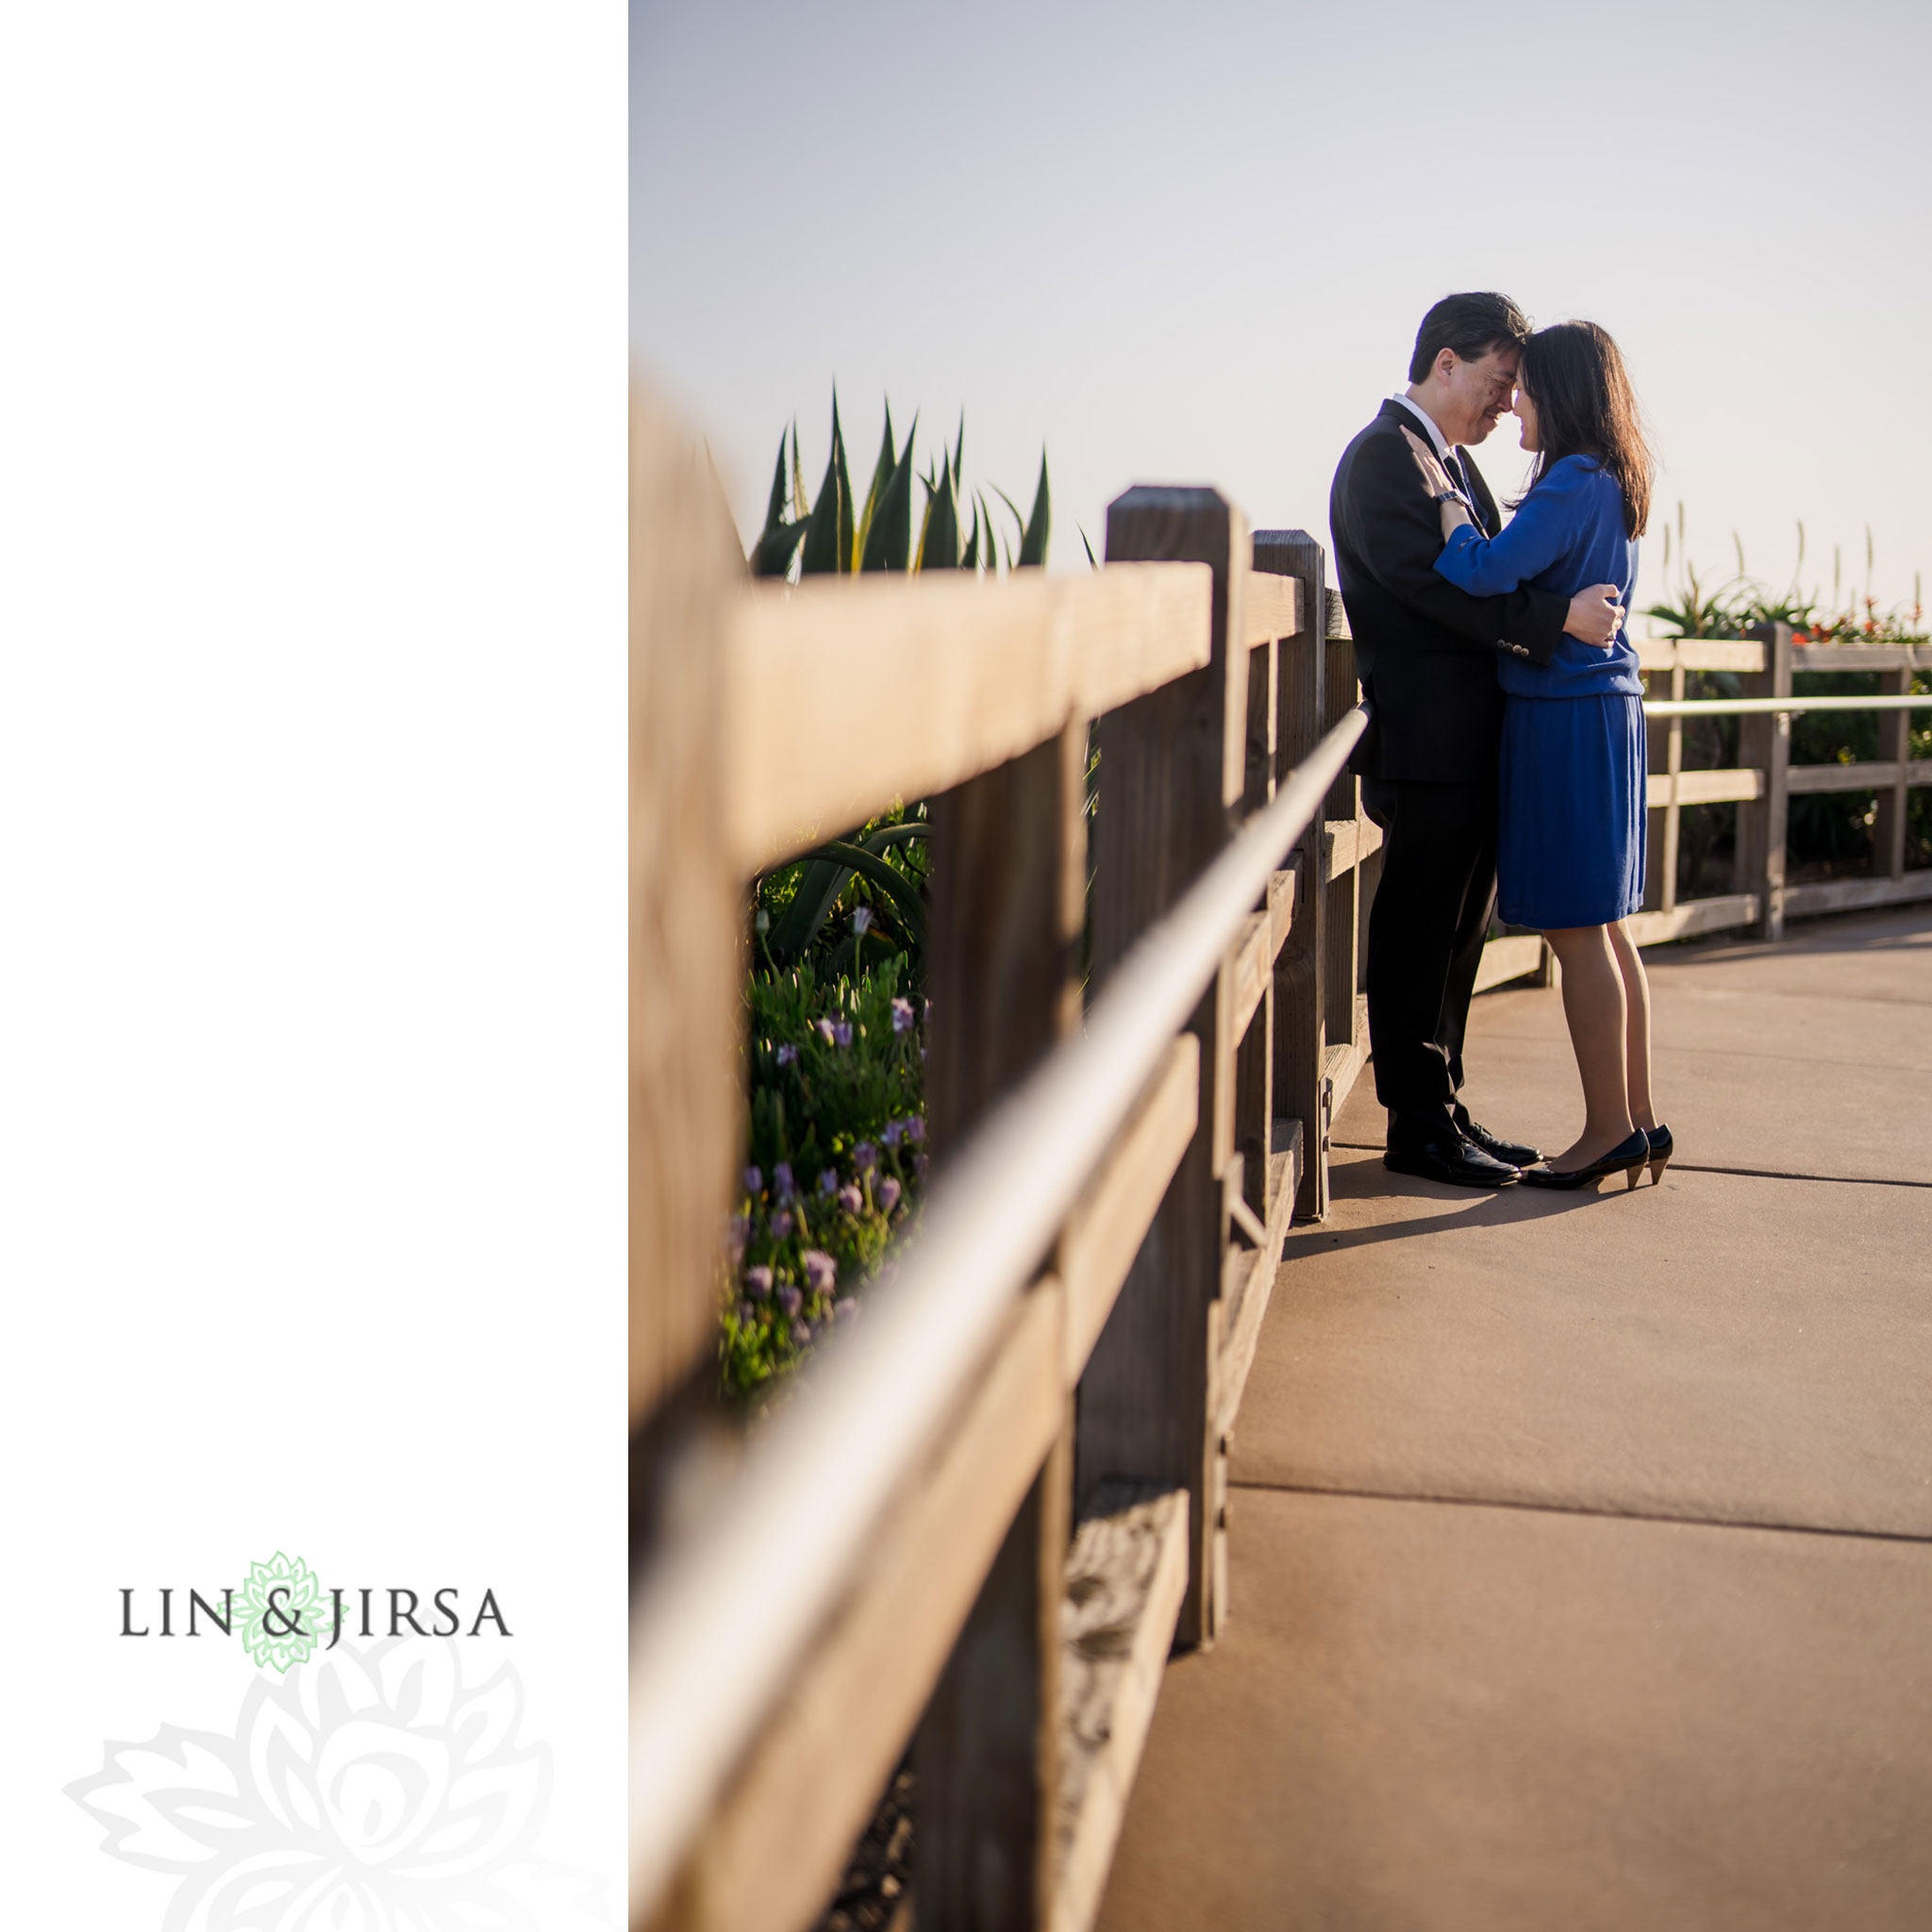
1516;321;1653;540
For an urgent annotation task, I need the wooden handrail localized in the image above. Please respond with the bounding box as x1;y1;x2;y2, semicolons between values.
629;705;1367;1915
724;563;1214;874
1644;692;1932;717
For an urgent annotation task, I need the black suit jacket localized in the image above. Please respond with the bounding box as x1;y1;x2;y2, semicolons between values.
1329;400;1569;784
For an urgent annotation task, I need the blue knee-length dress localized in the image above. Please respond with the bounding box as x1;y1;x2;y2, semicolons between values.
1434;456;1646;930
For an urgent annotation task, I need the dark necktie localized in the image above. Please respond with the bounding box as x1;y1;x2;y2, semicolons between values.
1441;448;1487;533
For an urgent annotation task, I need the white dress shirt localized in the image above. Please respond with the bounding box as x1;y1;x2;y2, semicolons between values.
1390;390;1453;461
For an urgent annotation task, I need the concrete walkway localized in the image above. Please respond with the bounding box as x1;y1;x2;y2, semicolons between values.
1097;906;1932;1931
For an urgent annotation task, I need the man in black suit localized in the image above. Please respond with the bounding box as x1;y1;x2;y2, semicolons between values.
1329;291;1624;1188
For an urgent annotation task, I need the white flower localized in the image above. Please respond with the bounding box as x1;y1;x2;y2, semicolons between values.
67;1639;608;1930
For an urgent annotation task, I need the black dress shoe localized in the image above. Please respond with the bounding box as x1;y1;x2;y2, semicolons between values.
1453;1109;1540;1169
1384;1133;1521;1189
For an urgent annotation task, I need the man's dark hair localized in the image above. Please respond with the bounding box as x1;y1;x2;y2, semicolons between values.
1407;292;1531;384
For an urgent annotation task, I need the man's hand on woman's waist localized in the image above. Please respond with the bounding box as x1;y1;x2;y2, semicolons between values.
1565;586;1624;649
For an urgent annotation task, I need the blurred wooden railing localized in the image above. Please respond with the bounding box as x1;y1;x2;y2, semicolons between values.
630;388;1378;1932
1474;630;1932;992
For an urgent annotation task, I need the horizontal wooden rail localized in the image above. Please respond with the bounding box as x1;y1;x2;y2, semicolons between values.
725;563;1214;873
1646;767;1763;808
1225;863;1299;1042
1324;814;1382;883
1784;871;1932;918
630;705;1370;1914
1474;933;1545;993
1624;894;1760;944
1241;571;1301;648
1639;640;1930;675
1788;759;1932;795
1637;639;1767;673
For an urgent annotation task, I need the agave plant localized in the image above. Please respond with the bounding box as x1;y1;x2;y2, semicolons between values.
751;392;1049;579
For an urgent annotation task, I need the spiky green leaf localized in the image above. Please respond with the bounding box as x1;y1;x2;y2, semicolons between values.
750;519;810;578
798;394;855;575
831;394;855;570
1018;451;1051;568
762;427;791;534
855;402;897;571
917;453;960;571
861;413;918;572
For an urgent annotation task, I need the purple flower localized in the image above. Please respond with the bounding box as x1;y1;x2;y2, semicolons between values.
736;1300;755;1324
882;1120;901;1148
771;1208;794;1240
803;1249;838;1294
852;907;874;936
725;1215;750;1265
902;1116;925;1145
778;1286;802;1317
853;1141;876;1173
775;1043;798;1067
774;1161;795;1199
817;1168;838;1198
913;1153;930;1181
877;1176;902;1215
838;1183;862;1215
832;1021;853;1048
745;1264;773;1298
790;1320;811;1346
891;997;914;1034
815;1017;836;1045
743;1165;762;1194
835;1297;860;1323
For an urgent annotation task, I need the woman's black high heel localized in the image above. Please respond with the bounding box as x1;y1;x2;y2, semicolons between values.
1643;1124;1673;1186
1519;1127;1652;1191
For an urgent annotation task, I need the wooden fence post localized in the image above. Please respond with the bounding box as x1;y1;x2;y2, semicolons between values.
917;719;1087;1931
1874;659;1914;882
1738;622;1793;941
1079;487;1248;1653
629;383;745;1521
1322;590;1362;1067
1644;653;1686;915
1253;531;1327;1222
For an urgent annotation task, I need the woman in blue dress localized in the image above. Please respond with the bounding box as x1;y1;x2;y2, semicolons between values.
1403;321;1669;1191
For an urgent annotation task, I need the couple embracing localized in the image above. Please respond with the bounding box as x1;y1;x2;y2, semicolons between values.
1329;291;1671;1192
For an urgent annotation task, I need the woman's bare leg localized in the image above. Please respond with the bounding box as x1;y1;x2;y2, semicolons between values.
1607;919;1657;1132
1541;924;1635;1167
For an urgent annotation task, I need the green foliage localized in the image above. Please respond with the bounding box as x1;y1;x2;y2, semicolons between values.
729;392;1064;1405
722;957;928;1405
1647;506;1926;643
759;807;930;983
751;392;1051;580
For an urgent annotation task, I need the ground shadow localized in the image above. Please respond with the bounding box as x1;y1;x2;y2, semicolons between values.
1281;1156;1660;1265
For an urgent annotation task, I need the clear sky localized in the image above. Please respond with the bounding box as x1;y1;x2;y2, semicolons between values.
633;0;1931;625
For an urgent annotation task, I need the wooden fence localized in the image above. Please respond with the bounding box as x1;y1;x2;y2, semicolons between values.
630;389;1382;1932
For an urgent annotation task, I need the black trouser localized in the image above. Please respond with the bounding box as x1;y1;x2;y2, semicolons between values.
1360;777;1497;1127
